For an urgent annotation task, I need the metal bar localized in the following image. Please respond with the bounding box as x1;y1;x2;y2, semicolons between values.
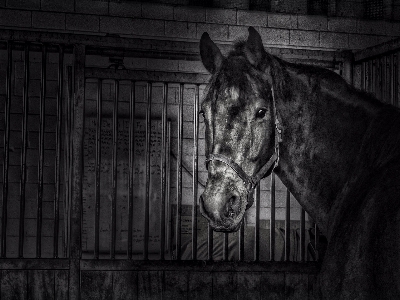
160;83;168;260
270;174;276;261
85;68;210;85
1;41;12;258
362;61;366;91
314;223;319;261
176;84;183;261
388;55;391;104
380;57;384;100
371;60;375;94
238;219;244;261
376;58;379;97
384;56;388;103
223;233;228;261
110;80;118;259
391;54;395;106
285;189;291;261
395;51;400;107
207;225;213;260
166;123;171;257
36;44;47;258
367;61;379;93
53;45;63;258
192;85;199;260
300;208;306;262
128;81;135;260
94;79;102;260
64;66;74;258
18;43;29;258
254;184;260;261
143;82;151;260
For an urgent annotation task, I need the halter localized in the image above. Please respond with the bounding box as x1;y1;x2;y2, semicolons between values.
206;87;282;194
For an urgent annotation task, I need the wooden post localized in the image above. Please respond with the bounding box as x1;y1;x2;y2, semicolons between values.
69;44;85;299
342;50;354;85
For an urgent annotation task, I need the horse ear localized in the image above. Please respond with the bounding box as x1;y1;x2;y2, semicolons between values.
245;27;268;69
200;32;223;74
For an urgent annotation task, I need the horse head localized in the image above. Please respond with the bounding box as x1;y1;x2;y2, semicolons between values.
199;27;281;232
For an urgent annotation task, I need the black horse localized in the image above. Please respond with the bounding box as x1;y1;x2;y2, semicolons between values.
199;26;400;299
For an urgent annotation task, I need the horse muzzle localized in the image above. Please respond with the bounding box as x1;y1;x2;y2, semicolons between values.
199;187;253;232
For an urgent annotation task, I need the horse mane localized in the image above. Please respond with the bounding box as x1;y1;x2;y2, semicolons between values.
221;39;391;115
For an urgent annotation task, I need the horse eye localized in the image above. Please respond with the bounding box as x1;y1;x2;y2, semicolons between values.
199;110;206;120
255;108;267;119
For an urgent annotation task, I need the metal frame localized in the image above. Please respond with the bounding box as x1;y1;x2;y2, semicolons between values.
354;36;400;107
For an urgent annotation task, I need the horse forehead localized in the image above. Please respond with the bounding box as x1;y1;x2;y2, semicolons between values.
224;86;240;102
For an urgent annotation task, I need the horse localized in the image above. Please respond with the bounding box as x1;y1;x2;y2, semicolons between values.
198;26;400;299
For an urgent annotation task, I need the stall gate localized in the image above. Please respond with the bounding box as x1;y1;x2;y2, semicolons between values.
353;37;400;107
0;29;356;299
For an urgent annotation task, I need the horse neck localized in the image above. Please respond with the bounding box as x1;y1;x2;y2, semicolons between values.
272;61;383;237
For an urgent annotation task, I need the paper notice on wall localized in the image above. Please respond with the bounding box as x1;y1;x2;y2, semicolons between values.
82;117;169;256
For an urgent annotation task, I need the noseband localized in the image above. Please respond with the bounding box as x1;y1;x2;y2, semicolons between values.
206;87;282;194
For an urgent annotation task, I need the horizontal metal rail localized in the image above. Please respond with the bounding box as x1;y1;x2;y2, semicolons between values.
85;68;210;84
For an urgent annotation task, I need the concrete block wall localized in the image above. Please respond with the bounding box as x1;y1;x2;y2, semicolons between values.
0;1;399;51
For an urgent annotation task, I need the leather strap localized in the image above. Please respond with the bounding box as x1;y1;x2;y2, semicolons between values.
206;87;282;193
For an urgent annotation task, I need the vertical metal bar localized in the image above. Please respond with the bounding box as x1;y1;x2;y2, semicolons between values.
110;80;118;259
64;66;74;258
1;41;12;258
300;208;305;262
391;54;395;106
387;56;390;103
372;59;376;96
176;83;183;261
93;77;101;252
372;59;376;95
192;85;199;260
396;52;400;107
376;58;380;98
128;81;135;260
18;43;29;258
380;57;384;100
254;184;260;261
269;174;276;261
94;79;102;260
367;60;379;93
207;225;213;260
166;123;171;256
144;82;151;260
362;61;366;91
314;223;319;261
160;83;167;260
53;45;63;258
385;56;388;102
285;189;291;261
36;44;47;258
238;219;244;261
223;233;228;261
